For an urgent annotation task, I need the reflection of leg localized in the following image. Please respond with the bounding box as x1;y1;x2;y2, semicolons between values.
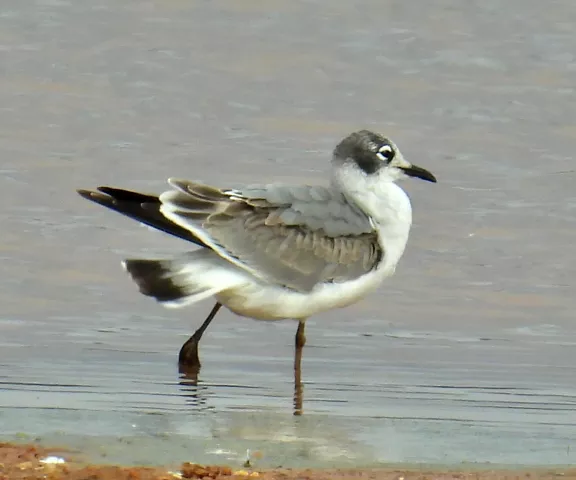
178;302;222;372
293;319;306;416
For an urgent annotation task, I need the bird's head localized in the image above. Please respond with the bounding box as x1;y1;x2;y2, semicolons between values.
333;130;437;183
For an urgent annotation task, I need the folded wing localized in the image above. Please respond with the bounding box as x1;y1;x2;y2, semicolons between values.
160;179;383;291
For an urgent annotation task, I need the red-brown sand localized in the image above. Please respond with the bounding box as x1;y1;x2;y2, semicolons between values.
1;442;575;480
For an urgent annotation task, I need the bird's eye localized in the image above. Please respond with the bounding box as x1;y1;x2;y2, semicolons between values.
376;144;395;162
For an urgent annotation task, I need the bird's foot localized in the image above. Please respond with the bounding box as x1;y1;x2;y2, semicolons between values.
178;335;202;376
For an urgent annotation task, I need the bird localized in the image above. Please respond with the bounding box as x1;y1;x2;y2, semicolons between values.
77;129;436;414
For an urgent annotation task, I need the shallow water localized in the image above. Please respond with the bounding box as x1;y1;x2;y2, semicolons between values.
1;0;576;469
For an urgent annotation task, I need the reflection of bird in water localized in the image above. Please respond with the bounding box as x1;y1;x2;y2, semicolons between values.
78;130;436;415
178;370;213;411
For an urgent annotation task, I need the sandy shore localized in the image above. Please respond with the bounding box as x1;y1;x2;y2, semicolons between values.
1;442;574;480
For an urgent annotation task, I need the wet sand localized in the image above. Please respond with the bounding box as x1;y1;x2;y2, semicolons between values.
2;442;575;480
1;0;576;469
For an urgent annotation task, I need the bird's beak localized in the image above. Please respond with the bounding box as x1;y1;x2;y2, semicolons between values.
400;164;437;183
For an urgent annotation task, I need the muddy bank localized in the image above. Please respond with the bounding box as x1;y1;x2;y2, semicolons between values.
1;442;575;480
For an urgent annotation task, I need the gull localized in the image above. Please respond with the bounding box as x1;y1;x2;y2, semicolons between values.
77;130;436;414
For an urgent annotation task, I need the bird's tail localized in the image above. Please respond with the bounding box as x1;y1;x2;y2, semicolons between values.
122;251;245;308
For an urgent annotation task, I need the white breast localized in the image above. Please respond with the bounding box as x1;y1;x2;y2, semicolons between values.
218;180;413;321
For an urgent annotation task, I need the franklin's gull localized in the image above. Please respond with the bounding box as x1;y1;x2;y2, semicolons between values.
78;130;436;414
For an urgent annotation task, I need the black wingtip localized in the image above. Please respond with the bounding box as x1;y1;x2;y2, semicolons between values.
93;186;161;204
97;186;122;196
76;188;94;198
76;185;207;247
76;188;115;205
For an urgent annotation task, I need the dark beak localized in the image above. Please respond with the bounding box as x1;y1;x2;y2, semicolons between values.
401;164;437;183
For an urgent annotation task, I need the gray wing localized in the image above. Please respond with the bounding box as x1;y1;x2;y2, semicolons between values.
159;179;383;291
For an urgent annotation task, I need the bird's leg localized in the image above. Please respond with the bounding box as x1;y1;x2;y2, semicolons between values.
293;319;306;416
178;302;222;374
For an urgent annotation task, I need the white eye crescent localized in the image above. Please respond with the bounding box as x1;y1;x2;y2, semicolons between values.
376;144;394;161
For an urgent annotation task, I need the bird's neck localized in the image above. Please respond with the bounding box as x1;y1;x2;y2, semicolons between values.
332;167;413;268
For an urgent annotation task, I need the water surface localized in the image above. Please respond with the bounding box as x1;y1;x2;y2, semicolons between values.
1;0;575;469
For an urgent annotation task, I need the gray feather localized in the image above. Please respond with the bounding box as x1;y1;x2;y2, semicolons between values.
160;180;383;291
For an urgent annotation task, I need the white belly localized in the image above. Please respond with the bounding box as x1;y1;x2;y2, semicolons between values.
216;261;396;320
